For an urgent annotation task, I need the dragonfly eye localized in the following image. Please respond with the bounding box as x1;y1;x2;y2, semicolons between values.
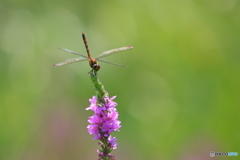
93;64;100;71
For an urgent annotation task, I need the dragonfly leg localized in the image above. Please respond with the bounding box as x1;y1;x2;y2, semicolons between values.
94;70;98;76
88;70;98;76
88;70;93;75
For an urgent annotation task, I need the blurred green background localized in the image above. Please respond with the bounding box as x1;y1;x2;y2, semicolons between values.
0;0;239;159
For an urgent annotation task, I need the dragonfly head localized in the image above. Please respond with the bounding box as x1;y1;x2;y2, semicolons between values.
92;64;100;71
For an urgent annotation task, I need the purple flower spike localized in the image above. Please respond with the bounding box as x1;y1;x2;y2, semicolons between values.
88;71;122;160
87;94;121;159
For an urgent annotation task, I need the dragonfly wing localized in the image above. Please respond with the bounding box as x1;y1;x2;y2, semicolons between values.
52;57;88;67
58;48;89;58
95;46;133;59
98;59;127;68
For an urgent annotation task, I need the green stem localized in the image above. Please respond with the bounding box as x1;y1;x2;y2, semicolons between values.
88;71;108;103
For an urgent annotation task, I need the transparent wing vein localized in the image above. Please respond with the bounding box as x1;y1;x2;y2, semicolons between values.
95;46;133;59
58;48;88;58
98;59;127;67
52;57;88;67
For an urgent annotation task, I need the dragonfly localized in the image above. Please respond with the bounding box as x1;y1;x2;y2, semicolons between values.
52;33;133;74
